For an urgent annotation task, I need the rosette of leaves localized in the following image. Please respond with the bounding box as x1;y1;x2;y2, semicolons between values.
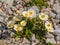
27;0;48;9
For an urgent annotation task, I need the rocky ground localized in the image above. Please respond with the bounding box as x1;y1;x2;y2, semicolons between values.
0;0;60;45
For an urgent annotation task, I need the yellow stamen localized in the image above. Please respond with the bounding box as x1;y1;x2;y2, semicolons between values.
9;23;14;28
41;15;45;18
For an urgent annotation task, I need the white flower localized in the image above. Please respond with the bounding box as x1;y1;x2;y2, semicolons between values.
48;28;54;32
45;21;54;32
28;10;36;18
14;25;23;31
7;21;14;28
39;13;48;21
45;21;52;29
13;17;20;21
22;11;29;17
20;20;27;26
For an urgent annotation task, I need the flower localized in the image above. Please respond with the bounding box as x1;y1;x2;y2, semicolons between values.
7;21;14;28
45;21;54;32
22;11;29;17
28;10;36;18
14;25;23;31
48;28;54;32
20;20;27;26
45;21;52;29
13;17;20;21
39;13;48;21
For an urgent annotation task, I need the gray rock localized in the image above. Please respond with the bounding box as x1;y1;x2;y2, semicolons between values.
52;3;60;13
46;32;54;38
49;11;56;18
6;8;13;14
56;35;60;41
0;14;6;22
0;30;2;34
0;0;6;2
31;34;35;41
2;0;13;8
10;32;14;37
6;39;11;43
53;25;60;35
56;12;60;19
46;38;56;44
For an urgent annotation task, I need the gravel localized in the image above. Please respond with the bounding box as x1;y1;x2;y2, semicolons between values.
0;0;60;45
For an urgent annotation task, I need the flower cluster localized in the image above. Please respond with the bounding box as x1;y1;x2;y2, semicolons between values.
6;8;54;41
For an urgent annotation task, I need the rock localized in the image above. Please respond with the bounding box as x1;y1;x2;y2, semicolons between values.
4;0;13;8
0;14;6;22
52;3;60;13
6;8;13;14
23;0;30;3
56;12;60;19
10;32;14;37
0;30;2;34
49;11;56;18
0;31;11;39
32;39;39;45
46;32;54;38
56;35;60;41
31;34;35;41
0;0;6;2
46;38;56;44
22;37;30;44
53;25;60;35
6;39;11;43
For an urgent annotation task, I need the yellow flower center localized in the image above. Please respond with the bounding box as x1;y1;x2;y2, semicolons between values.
30;11;33;15
41;15;46;18
21;21;26;26
15;18;19;21
47;24;51;27
16;26;20;31
9;23;14;28
25;13;29;17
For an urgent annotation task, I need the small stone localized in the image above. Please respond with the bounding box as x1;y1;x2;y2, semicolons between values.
6;39;11;43
6;8;13;14
56;12;60;19
22;37;30;44
0;0;5;2
46;38;56;44
52;3;60;13
0;30;2;34
24;0;30;3
10;32;14;37
5;0;13;8
56;35;60;41
32;39;39;45
49;11;56;18
46;32;54;38
53;25;60;35
32;34;35;41
0;15;6;22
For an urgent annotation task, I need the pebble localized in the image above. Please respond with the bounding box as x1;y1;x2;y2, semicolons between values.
56;12;60;19
0;0;60;45
56;35;60;41
52;3;60;13
46;38;56;44
46;32;54;38
49;11;56;18
53;25;60;35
